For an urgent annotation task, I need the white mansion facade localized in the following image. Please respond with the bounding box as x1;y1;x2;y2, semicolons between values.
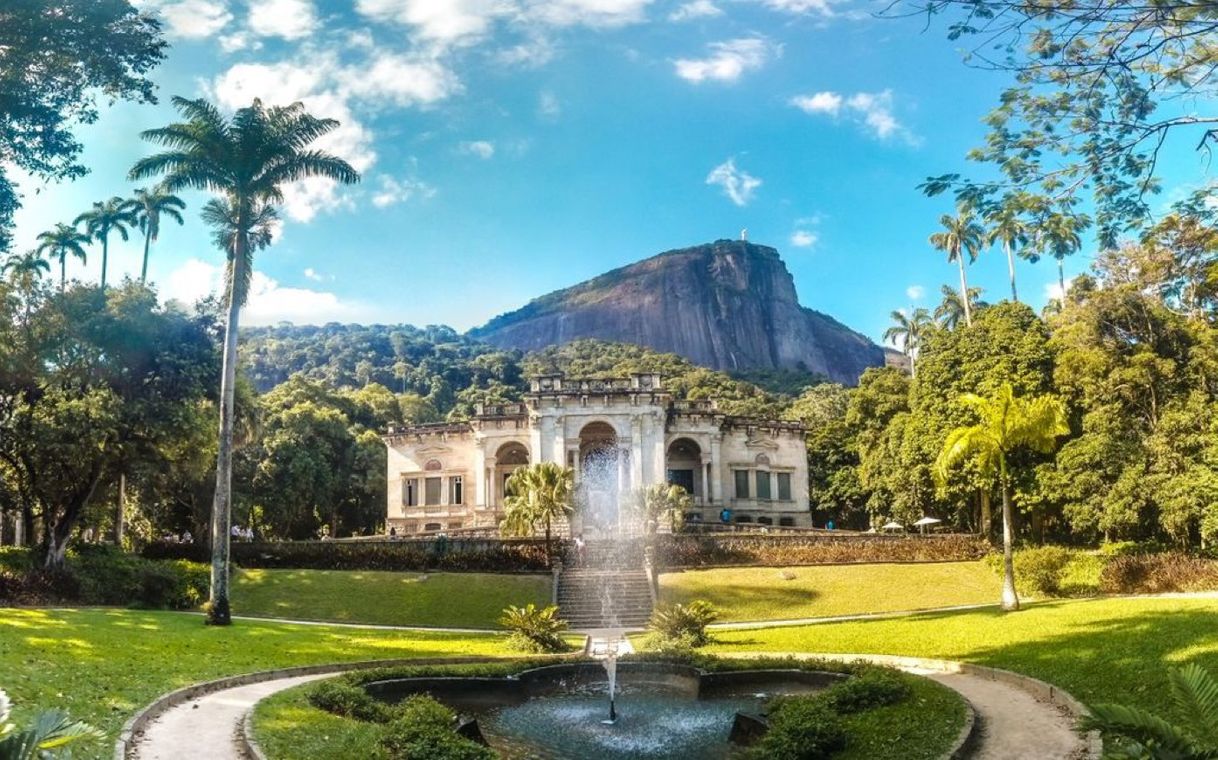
383;373;810;535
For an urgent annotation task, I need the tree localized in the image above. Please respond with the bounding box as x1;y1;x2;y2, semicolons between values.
130;96;360;625
500;462;574;566
883;307;932;376
34;224;90;291
1035;211;1088;299
933;285;984;331
935;384;1068;610
929;205;984;327
985;204;1027;302
0;0;165;253
132;187;185;283
630;483;692;535
74;197;137;289
1081;663;1218;759
1;251;50;288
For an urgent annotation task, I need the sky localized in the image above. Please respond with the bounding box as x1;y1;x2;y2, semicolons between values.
10;0;1214;344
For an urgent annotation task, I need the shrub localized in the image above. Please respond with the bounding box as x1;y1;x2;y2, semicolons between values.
752;697;847;760
986;546;1103;598
648;600;718;647
0;687;101;760
380;695;493;760
819;669;911;714
307;680;396;723
1100;553;1218;594
657;533;988;568
63;547;208;609
498;604;569;653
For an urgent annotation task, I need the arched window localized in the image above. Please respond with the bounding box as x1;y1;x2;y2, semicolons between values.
755;454;771;467
424;459;443;471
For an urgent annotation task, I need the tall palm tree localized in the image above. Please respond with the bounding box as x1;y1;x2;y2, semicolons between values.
985;207;1028;302
35;224;90;291
500;462;575;567
74;197;137;289
1;250;51;285
929;205;985;328
1037;213;1087;299
132;187;186;283
934;284;985;330
130;96;359;625
934;384;1068;611
883;307;932;377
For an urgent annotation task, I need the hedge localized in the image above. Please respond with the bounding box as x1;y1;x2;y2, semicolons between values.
0;545;208;608
142;538;551;572
655;533;990;568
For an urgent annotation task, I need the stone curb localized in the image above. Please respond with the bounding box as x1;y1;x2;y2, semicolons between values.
113;656;518;760
785;653;1103;760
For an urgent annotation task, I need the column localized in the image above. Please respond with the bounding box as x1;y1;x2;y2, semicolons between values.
631;416;645;488
701;454;713;505
709;435;723;504
473;448;486;507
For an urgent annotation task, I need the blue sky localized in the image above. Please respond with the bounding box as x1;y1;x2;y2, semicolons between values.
10;0;1211;344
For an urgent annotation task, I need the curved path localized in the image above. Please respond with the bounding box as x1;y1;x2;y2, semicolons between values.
126;655;1093;760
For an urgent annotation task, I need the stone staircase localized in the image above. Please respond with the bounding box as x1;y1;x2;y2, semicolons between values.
557;539;654;630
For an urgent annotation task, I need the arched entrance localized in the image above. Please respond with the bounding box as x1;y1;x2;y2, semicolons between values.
578;421;622;529
666;438;703;502
494;441;529;508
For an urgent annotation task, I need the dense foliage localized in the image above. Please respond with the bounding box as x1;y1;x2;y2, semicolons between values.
498;603;570;653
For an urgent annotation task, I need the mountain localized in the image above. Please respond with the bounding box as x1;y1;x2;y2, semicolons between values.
470;240;885;385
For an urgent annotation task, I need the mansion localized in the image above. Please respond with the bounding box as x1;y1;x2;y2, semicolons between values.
382;373;810;535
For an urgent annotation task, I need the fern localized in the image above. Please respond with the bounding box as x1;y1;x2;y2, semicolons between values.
1081;665;1218;760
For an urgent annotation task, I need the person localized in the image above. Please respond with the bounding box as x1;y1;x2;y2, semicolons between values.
574;534;586;566
181;530;192;543
389;526;397;539
231;524;242;541
827;520;835;531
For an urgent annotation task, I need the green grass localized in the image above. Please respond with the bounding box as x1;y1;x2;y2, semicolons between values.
659;561;999;622
0;608;512;759
255;685;386;760
232;568;552;628
836;675;966;760
704;596;1218;724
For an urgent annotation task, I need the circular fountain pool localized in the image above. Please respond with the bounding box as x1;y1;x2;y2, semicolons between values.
364;662;843;760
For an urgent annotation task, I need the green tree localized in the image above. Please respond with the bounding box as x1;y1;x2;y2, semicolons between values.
935;384;1068;610
1;251;50;288
500;462;574;566
74;197;136;289
34;224;90;291
131;187;185;283
883;307;931;376
1034;211;1089;300
929;205;984;327
985;203;1028;302
1082;663;1218;760
788;384;869;528
933;284;984;331
630;483;692;535
130;96;360;624
0;0;164;252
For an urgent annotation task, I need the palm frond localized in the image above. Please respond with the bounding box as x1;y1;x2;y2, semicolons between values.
1168;663;1218;749
1081;703;1201;757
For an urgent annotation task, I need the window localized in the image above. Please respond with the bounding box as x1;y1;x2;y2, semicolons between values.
423;522;442;532
667;469;694;495
758;516;773;525
403;478;418;507
734;514;753;523
424;459;443;471
779;517;795;527
756;471;772;500
425;477;442;506
450;475;463;505
777;472;792;501
734;470;750;499
447;521;463;530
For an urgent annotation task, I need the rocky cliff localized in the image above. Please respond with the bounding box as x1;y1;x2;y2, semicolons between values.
470;240;885;385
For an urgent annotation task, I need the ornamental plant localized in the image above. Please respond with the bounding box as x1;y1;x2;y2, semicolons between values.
0;688;100;760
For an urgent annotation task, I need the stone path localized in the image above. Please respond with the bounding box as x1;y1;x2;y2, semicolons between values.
130;674;330;760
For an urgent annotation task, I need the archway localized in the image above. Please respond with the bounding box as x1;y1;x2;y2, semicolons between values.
578;421;621;529
494;441;530;508
666;438;703;502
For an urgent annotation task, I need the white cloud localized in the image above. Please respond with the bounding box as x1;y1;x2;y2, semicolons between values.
459;140;496;158
755;0;837;15
706;158;761;206
526;0;652;27
669;0;722;21
249;0;319;39
538;91;561;119
161;260;370;324
1044;281;1065;301
304;267;324;281
151;0;232;38
339;54;463;107
355;0;509;47
217;31;259;51
674;37;775;84
790;230;818;248
790;89;913;142
371;174;437;208
494;36;556;67
905;284;925;301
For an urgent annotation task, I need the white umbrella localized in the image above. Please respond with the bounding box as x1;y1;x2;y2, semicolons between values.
880;521;904;531
913;517;942;527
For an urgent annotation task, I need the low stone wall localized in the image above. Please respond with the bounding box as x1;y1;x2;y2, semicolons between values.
657;533;990;568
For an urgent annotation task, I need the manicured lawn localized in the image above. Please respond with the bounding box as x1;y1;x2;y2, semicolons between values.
233;568;551;628
0;608;512;759
705;596;1218;723
660;561;999;622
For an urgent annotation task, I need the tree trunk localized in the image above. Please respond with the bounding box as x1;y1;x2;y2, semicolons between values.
140;231;152;283
115;473;125;547
1057;257;1066;299
207;230;246;626
956;254;972;327
980;488;993;542
1005;241;1018;302
1000;478;1020;612
100;236;108;290
545;515;552;569
60;257;66;292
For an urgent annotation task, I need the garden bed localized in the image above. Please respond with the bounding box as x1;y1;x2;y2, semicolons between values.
656;533;989;568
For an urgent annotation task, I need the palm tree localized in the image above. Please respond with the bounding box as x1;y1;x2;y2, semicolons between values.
934;384;1068;611
74;196;137;289
132;187;186;283
1;250;50;285
1036;212;1088;299
883;307;932;376
934;284;985;330
929;205;985;328
500;462;575;566
130;96;359;625
985;207;1028;302
630;483;693;535
1081;663;1218;758
35;224;90;291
